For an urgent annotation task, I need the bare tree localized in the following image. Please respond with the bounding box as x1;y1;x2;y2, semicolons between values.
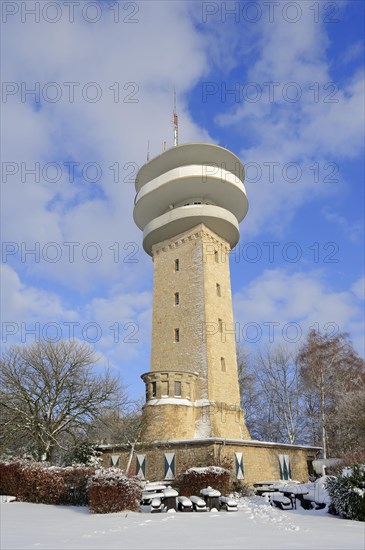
0;340;126;463
237;348;262;438
254;345;305;444
335;379;365;454
298;330;365;458
88;398;167;476
238;345;306;444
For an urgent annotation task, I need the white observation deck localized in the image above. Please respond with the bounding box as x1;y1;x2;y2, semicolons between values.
134;143;248;255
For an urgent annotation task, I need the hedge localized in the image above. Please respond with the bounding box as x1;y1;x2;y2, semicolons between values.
176;466;231;496
87;468;142;513
0;461;94;505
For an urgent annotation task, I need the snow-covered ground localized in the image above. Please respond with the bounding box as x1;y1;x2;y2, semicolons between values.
1;497;364;550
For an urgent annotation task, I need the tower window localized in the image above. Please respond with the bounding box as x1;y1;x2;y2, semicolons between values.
151;381;157;398
221;357;226;372
174;328;180;342
214;250;218;263
216;283;221;297
218;318;223;333
174;381;182;397
174;292;179;305
175;259;179;272
161;381;169;397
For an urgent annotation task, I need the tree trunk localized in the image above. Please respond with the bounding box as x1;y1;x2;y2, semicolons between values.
320;374;327;459
125;441;136;476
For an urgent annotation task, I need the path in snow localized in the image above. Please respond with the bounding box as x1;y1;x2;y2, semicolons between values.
1;497;364;549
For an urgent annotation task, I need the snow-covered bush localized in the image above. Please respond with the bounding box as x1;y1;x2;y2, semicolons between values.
326;464;365;521
0;460;94;505
87;468;142;514
177;466;231;496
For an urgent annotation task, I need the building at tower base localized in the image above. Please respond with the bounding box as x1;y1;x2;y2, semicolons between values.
99;439;320;484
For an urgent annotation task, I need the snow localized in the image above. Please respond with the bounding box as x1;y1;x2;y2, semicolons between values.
200;486;221;497
1;497;364;550
98;437;320;450
177;496;192;507
193;418;211;438
185;466;226;474
146;398;193;406
162;487;178;498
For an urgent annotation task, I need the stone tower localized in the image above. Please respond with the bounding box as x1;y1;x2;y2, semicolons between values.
133;143;250;442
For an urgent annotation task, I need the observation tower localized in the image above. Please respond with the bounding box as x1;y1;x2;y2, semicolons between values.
133;141;250;441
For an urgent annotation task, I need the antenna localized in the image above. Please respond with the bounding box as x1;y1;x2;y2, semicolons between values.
147;140;150;161
173;88;178;146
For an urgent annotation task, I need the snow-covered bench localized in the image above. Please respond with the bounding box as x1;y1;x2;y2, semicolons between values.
177;496;193;512
262;491;292;510
219;496;238;512
190;495;207;512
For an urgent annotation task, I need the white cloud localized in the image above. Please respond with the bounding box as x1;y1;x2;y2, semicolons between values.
351;277;365;301
339;40;364;65
233;269;364;355
322;208;363;243
0;264;77;326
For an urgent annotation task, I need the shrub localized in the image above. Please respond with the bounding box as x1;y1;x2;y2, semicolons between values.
176;466;231;496
326;464;365;521
0;461;94;505
0;461;22;497
64;442;102;467
87;468;142;514
231;480;255;497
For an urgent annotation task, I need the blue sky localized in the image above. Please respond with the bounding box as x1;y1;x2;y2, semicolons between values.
1;0;364;400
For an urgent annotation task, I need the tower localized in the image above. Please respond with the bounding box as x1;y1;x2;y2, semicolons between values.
133;143;250;442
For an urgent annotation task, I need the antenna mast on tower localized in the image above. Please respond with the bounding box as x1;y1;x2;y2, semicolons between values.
173;89;178;146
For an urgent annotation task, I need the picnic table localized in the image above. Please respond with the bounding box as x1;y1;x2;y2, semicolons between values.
200;486;221;511
254;481;309;510
278;486;309;509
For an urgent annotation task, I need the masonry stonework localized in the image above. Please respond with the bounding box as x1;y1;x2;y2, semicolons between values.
102;441;316;485
140;223;250;442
